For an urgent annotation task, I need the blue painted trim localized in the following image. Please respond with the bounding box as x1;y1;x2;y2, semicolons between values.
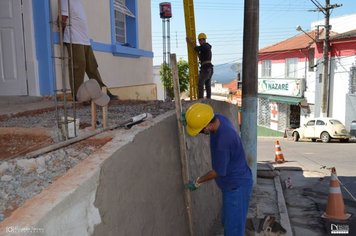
126;0;137;47
109;0;116;45
32;1;54;95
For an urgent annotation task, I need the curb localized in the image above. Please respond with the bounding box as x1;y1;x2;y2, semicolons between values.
274;175;293;236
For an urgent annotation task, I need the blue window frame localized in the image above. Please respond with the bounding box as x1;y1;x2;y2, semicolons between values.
109;0;148;57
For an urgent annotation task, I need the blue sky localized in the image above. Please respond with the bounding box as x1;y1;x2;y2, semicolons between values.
151;0;356;66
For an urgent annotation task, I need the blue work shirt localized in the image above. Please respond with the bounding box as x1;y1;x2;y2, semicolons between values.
210;114;253;191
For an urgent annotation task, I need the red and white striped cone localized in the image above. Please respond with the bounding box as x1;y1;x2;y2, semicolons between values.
322;167;351;220
274;140;285;164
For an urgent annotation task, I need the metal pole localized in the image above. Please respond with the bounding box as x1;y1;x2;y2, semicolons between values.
241;0;259;184
162;19;167;65
167;19;171;67
321;0;330;117
58;0;69;140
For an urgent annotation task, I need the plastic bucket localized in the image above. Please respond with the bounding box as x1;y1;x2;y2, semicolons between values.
61;117;80;138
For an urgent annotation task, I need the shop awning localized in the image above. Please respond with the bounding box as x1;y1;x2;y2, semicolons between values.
259;94;305;105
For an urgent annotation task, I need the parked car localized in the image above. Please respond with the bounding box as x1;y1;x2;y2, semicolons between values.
292;118;351;143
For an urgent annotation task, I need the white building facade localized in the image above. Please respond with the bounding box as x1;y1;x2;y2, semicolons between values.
0;0;155;100
258;15;356;133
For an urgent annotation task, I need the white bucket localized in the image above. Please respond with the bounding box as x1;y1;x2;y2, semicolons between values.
61;116;80;138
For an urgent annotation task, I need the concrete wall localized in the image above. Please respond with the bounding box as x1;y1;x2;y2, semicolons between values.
0;101;238;236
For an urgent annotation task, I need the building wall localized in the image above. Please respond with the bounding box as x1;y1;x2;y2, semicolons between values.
311;14;356;34
50;0;154;96
85;0;153;87
258;56;308;79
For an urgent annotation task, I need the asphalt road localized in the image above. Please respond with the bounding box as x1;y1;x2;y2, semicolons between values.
257;137;356;236
257;137;356;176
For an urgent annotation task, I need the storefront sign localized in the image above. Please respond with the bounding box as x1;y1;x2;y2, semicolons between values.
258;79;303;97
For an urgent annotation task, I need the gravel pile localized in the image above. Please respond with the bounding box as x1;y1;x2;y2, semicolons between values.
0;100;177;222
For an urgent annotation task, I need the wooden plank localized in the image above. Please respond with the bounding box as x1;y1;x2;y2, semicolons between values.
102;87;108;129
91;101;97;129
171;53;194;236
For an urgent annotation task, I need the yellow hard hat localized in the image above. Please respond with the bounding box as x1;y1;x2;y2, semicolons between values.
185;103;214;136
198;33;207;40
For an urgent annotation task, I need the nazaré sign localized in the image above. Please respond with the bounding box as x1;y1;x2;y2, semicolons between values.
258;78;303;97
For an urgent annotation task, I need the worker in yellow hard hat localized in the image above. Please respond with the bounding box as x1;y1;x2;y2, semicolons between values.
186;33;213;99
185;103;253;236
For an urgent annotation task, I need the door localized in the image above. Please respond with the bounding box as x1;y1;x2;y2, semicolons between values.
304;120;316;138
315;119;326;137
0;0;27;95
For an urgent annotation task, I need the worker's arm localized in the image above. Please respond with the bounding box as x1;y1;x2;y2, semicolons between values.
185;170;218;191
196;170;218;185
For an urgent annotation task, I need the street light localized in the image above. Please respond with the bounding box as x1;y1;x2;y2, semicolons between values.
296;25;317;43
296;23;330;117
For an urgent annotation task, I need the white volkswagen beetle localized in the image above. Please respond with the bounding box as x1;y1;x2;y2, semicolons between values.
292;118;351;143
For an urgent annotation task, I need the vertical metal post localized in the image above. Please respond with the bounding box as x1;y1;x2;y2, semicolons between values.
162;19;167;65
241;0;259;183
167;19;171;67
57;0;69;140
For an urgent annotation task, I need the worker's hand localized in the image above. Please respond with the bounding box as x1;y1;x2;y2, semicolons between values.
186;37;194;46
185;177;201;191
56;15;68;31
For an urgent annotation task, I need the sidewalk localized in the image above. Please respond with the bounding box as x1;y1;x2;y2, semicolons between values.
0;96;56;117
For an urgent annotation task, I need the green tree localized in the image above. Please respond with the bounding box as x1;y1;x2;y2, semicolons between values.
160;59;189;99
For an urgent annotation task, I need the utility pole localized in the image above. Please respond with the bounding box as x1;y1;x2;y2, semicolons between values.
321;0;330;117
310;0;342;117
241;0;259;183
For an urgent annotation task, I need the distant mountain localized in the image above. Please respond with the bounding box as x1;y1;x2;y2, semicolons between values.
212;63;240;84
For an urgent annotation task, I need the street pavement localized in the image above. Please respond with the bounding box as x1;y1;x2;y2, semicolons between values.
258;137;356;236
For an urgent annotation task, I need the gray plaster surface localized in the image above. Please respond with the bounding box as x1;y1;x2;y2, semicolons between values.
0;97;290;236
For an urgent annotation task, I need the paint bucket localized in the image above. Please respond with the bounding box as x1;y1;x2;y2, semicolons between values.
61;116;80;138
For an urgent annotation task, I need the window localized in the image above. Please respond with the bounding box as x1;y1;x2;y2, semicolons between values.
308;49;315;72
306;120;315;126
316;120;325;126
329;119;342;125
112;0;136;46
350;66;356;94
262;60;271;77
286;58;298;78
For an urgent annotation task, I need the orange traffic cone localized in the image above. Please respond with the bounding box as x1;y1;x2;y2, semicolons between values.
322;168;351;220
274;140;285;164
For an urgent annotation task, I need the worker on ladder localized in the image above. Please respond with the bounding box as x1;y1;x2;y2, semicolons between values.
186;33;213;99
59;0;118;101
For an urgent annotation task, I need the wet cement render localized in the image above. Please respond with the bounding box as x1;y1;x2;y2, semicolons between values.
0;97;292;236
0;98;178;223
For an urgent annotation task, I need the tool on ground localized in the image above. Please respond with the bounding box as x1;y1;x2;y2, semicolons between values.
23;113;151;159
274;140;285;164
322;167;351;220
124;113;152;129
284;177;292;189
